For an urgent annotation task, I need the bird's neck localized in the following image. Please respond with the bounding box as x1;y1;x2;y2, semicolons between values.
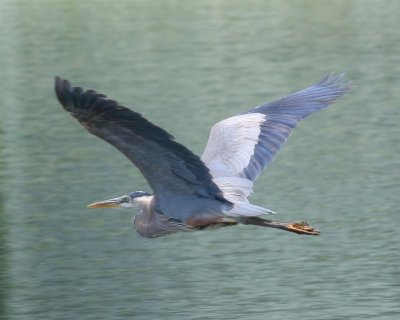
133;195;154;211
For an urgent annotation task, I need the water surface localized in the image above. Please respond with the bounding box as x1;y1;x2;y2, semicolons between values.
1;1;399;319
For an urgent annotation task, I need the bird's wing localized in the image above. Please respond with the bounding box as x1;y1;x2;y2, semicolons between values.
201;73;351;183
55;77;228;209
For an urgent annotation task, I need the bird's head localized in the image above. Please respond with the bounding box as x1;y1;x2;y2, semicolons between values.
87;191;152;209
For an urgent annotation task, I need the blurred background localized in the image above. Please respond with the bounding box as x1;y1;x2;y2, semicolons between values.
1;1;399;319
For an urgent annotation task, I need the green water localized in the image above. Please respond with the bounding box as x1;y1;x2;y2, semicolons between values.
1;1;399;319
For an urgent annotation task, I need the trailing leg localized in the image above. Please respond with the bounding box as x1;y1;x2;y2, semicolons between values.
241;216;320;235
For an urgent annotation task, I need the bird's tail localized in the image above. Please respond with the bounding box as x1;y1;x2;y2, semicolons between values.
228;202;276;216
213;176;275;216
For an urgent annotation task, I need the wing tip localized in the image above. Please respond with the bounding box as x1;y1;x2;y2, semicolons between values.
54;76;74;110
54;76;69;92
295;72;352;105
316;72;353;95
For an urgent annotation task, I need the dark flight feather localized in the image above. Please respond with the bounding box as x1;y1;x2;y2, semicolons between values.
54;77;228;205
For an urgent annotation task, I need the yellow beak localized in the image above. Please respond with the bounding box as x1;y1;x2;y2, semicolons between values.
86;197;124;208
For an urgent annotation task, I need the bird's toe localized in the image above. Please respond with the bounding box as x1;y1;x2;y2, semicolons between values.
288;221;320;235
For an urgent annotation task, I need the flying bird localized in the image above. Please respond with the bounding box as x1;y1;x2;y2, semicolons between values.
55;74;349;238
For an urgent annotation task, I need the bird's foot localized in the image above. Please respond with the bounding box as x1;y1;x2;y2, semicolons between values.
286;221;320;235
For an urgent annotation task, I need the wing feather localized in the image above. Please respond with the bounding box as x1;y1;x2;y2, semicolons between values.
55;77;227;206
202;73;350;197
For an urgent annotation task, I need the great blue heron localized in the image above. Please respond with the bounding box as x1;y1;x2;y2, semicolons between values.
55;73;349;238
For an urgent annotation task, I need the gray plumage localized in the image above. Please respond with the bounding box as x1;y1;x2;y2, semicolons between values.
55;73;350;238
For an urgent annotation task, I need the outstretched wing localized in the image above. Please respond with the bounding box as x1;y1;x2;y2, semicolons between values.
55;77;226;204
202;73;351;182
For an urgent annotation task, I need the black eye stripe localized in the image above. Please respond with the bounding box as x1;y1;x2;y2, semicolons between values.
128;191;151;199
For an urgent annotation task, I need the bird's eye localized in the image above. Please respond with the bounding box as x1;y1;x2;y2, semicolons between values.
124;196;131;202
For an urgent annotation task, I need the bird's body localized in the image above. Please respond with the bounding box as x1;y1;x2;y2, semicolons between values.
55;74;350;238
